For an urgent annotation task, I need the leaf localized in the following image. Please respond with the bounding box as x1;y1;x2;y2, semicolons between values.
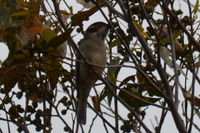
99;57;121;105
0;6;12;28
60;10;71;22
182;89;200;107
107;57;121;82
17;0;29;7
26;86;54;103
193;0;199;14
17;14;42;47
71;7;98;26
0;64;26;92
40;30;72;89
145;0;158;11
118;87;161;108
60;10;70;16
0;50;29;92
91;96;100;112
110;39;121;47
27;90;44;103
195;61;200;67
10;10;30;17
27;26;44;33
159;26;181;44
137;71;163;97
159;31;181;44
119;75;135;87
41;56;62;89
135;21;153;40
42;29;57;42
158;26;185;57
173;39;184;57
45;28;72;49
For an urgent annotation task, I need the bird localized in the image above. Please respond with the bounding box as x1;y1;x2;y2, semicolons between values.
76;22;109;124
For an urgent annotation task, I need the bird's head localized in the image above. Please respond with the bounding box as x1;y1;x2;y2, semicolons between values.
84;22;109;40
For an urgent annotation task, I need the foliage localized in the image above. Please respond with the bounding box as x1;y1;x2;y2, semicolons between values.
0;0;200;133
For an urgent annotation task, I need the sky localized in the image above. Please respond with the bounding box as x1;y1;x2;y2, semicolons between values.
0;42;8;63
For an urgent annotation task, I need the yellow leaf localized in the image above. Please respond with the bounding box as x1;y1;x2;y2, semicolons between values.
193;0;199;14
135;21;154;40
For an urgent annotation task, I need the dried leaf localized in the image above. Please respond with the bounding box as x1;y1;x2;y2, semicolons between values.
145;0;158;10
27;26;44;33
119;75;135;87
159;27;181;44
173;39;184;57
137;71;163;97
0;50;30;92
0;64;26;92
27;91;43;103
71;7;98;26
195;61;200;67
182;89;200;107
91;96;100;112
119;88;160;108
18;14;42;47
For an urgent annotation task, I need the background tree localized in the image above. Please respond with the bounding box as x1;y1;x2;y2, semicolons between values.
0;0;200;133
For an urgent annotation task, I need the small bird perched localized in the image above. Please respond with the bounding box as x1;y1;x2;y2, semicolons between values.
76;22;109;124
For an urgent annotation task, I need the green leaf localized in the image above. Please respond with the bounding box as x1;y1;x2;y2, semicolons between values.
107;57;121;82
46;29;72;49
100;57;121;105
42;29;57;42
193;0;199;14
110;39;121;47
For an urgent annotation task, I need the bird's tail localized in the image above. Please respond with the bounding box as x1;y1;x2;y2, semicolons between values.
77;99;87;124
